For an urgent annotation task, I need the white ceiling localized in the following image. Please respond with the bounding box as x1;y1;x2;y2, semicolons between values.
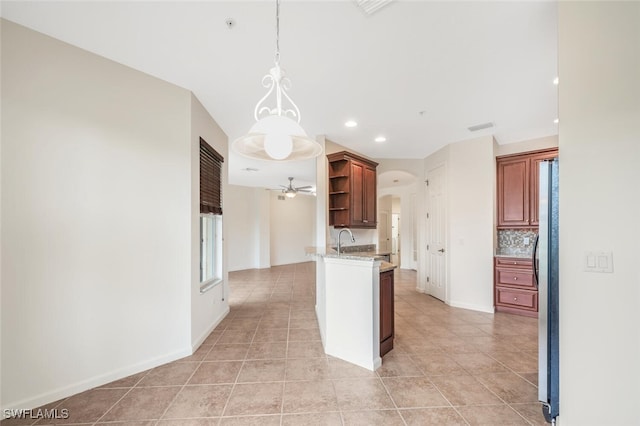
0;1;558;191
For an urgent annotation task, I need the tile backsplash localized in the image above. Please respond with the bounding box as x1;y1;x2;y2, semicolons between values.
329;244;377;253
496;229;538;257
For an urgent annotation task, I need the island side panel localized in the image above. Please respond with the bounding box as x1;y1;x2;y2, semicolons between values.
323;257;381;371
315;255;327;345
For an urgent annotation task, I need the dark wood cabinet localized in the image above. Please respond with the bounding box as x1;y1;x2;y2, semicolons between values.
494;257;538;317
380;269;394;357
497;148;558;228
497;156;530;227
327;151;378;228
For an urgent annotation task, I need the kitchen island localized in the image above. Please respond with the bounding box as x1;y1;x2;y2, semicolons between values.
306;246;396;371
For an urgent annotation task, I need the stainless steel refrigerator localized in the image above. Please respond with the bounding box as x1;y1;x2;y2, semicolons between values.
534;159;559;423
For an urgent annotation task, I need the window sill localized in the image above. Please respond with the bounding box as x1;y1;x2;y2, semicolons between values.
200;278;223;294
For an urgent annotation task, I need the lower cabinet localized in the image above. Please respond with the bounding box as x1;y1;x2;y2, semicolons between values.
494;257;538;317
380;269;395;357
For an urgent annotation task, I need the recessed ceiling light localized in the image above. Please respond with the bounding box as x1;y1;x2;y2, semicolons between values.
345;120;358;128
375;136;386;143
553;77;559;85
554;118;559;124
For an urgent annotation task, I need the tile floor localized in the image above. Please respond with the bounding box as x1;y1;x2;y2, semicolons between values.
3;262;547;425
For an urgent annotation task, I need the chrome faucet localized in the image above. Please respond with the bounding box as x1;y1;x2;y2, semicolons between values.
337;228;355;255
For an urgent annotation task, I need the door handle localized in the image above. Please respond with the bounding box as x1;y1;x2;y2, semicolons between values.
532;234;540;288
438;248;445;253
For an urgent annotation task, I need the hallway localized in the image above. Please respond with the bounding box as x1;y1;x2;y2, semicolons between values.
3;262;544;425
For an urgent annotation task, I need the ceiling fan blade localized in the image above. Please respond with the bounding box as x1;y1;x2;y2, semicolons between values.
296;185;313;190
279;185;288;189
298;189;313;192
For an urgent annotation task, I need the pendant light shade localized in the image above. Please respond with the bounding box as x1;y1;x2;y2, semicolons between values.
232;114;322;161
232;0;323;162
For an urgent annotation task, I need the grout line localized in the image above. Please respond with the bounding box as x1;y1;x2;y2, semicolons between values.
153;340;218;425
218;282;264;420
91;383;139;425
80;266;539;425
377;373;408;426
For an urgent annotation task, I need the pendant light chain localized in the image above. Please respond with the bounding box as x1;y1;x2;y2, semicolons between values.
231;0;323;161
275;0;280;65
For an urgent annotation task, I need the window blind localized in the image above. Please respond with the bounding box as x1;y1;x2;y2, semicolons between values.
200;137;224;215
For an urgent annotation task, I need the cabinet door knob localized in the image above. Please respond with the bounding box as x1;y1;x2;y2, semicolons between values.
514;297;518;301
513;261;518;264
363;220;368;223
513;276;518;280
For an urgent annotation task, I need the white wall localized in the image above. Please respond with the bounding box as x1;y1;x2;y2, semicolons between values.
422;136;495;312
379;182;421;269
270;191;315;266
328;227;377;248
315;135;328;250
447;136;495;312
225;185;270;272
558;3;640;424
495;134;558;156
392;197;401;214
189;95;230;348
377;158;424;270
1;20;206;409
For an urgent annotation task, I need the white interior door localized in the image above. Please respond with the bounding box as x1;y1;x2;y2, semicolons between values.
378;210;391;253
378;195;392;253
426;165;447;302
391;214;400;254
411;193;418;270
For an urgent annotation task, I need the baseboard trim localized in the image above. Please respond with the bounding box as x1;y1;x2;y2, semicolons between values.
191;305;230;351
2;347;191;418
2;307;233;418
448;300;495;314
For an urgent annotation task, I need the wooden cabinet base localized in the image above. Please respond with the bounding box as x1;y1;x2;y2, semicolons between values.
496;305;539;318
379;270;394;357
380;336;394;357
494;257;538;318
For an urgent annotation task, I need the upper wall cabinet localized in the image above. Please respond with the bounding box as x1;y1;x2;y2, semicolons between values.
497;148;558;228
327;151;378;228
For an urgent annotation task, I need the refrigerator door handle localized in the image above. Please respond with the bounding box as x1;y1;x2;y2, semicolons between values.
532;234;540;288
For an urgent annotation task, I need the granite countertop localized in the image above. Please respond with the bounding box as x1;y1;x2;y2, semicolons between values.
345;250;392;257
305;246;397;269
380;261;397;272
329;244;391;257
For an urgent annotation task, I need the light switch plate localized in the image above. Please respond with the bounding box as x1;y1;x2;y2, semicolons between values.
584;251;613;273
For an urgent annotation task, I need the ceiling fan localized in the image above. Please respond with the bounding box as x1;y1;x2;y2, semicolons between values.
280;177;314;198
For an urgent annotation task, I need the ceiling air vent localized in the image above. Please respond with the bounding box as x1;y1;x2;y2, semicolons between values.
467;122;494;132
277;195;286;201
353;0;395;15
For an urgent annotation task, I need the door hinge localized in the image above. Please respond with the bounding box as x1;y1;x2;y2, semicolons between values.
427;276;430;282
425;179;429;186
426;212;429;219
427;244;429;250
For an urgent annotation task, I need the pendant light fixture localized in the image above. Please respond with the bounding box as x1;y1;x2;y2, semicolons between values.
232;0;323;161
